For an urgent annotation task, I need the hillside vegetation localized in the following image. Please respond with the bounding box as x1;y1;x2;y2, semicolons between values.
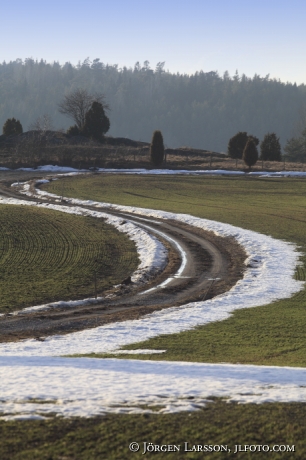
1;59;305;151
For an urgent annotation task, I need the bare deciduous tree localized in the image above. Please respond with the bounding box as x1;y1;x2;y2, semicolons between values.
29;114;53;133
58;88;109;130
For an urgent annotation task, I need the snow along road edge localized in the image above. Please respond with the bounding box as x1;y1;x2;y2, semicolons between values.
0;178;302;356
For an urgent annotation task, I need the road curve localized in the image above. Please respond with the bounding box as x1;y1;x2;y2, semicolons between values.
0;176;246;342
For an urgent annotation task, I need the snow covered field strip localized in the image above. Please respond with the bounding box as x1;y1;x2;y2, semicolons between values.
97;168;306;177
1;357;306;420
3;163;306;176
0;196;167;314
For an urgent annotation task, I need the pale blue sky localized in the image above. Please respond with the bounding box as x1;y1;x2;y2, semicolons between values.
1;0;305;83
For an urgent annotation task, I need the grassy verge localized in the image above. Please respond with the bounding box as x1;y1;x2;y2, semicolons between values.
0;401;304;459
44;174;306;367
0;204;138;313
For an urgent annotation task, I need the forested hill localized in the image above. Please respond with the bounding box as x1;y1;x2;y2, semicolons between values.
0;58;305;152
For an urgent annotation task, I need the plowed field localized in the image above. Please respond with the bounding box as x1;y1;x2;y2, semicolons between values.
0;205;138;313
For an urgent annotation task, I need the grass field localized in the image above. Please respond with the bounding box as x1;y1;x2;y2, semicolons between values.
0;204;138;313
0;401;303;459
3;173;305;460
44;174;306;367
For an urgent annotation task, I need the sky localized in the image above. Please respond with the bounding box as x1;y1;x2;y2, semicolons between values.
1;0;305;84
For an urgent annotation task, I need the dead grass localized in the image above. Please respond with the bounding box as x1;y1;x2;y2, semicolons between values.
0;139;304;171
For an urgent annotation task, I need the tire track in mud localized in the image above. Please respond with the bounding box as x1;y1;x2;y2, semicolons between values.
0;177;247;342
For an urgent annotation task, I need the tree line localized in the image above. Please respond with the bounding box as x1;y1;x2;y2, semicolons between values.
0;58;305;153
0;85;296;168
228;131;282;169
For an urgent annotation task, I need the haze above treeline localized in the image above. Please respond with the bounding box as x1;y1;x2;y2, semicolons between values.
1;58;305;152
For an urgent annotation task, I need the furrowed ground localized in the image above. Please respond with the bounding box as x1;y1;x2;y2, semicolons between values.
0;205;138;313
44;174;306;367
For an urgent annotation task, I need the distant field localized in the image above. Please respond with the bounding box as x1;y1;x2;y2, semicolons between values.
0;205;138;313
44;174;306;367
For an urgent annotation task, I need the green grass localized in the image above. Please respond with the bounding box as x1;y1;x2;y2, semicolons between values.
0;204;138;313
44;174;306;367
0;401;304;459
44;174;306;243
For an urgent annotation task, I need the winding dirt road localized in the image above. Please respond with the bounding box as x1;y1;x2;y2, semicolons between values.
0;173;246;342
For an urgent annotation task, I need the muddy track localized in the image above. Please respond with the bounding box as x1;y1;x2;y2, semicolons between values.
0;175;247;342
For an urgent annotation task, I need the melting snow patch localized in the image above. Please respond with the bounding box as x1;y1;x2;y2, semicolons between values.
11;297;105;315
0;358;306;418
3;165;306;177
17;165;87;173
108;349;167;354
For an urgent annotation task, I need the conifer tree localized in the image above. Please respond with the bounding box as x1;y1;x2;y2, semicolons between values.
243;138;258;168
82;101;110;141
66;125;80;136
2;118;23;136
284;128;306;162
228;132;259;159
150;130;164;167
260;132;282;161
